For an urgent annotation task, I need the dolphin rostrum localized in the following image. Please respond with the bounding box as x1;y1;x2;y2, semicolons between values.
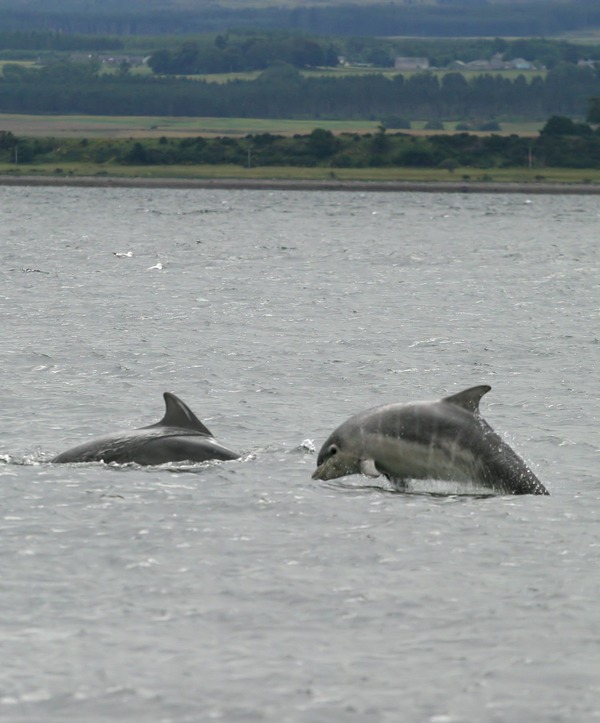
52;392;240;465
312;385;548;495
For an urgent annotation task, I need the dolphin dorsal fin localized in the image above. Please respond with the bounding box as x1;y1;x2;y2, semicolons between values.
442;385;491;414
157;392;213;435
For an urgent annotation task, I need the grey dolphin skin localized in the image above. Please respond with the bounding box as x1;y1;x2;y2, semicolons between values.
52;392;240;465
312;385;548;495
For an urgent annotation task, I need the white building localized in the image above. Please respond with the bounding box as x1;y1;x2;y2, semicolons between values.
394;57;430;70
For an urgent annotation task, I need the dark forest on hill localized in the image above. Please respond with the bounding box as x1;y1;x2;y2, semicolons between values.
0;0;599;38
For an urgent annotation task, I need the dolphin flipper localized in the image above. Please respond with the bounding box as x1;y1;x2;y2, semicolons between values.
360;459;381;478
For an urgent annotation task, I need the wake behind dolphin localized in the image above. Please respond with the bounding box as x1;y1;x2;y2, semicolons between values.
52;392;239;465
312;385;548;496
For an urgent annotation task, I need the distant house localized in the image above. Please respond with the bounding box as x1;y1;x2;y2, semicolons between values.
68;52;147;67
68;53;96;63
462;53;506;71
448;54;537;72
394;57;430;70
463;60;494;71
509;58;533;70
100;54;147;67
489;53;506;70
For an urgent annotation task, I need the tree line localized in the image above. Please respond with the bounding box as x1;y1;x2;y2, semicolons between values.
1;61;599;121
147;33;600;75
148;33;339;75
0;0;599;39
1;30;599;71
2;116;600;170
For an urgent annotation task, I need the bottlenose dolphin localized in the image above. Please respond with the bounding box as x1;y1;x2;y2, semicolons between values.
312;385;548;495
52;392;240;465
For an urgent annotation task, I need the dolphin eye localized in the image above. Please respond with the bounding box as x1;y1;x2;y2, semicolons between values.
328;444;338;456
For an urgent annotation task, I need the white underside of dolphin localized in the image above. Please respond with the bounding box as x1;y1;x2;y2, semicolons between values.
312;385;548;496
52;392;239;466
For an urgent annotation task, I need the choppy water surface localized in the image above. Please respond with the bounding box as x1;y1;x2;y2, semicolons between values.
1;186;599;722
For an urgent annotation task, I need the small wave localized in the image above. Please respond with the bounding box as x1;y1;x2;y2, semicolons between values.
290;439;315;454
0;453;52;466
320;477;498;498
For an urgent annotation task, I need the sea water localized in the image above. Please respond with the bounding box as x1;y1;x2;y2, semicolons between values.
1;186;599;721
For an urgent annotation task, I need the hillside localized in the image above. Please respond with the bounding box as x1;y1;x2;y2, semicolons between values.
0;0;598;38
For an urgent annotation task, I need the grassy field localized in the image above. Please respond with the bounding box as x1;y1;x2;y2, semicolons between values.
0;113;382;138
556;29;600;44
0;113;544;138
0;112;577;186
310;68;546;81
0;60;41;72
1;161;599;186
192;67;546;83
0;59;546;85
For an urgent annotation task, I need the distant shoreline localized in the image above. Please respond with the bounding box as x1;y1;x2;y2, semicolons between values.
1;174;600;194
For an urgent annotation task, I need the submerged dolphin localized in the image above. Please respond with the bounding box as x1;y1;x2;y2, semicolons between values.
52;392;240;465
312;385;548;495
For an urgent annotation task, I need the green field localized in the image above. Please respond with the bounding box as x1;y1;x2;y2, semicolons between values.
556;29;600;44
0;60;41;72
191;67;546;83
0;112;582;187
1;161;598;186
0;59;546;85
0;113;544;138
0;113;381;137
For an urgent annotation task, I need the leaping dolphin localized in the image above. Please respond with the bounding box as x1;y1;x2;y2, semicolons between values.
312;385;548;496
52;392;240;465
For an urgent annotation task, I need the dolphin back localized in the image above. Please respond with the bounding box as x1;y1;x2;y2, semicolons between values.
52;428;239;465
52;392;240;465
